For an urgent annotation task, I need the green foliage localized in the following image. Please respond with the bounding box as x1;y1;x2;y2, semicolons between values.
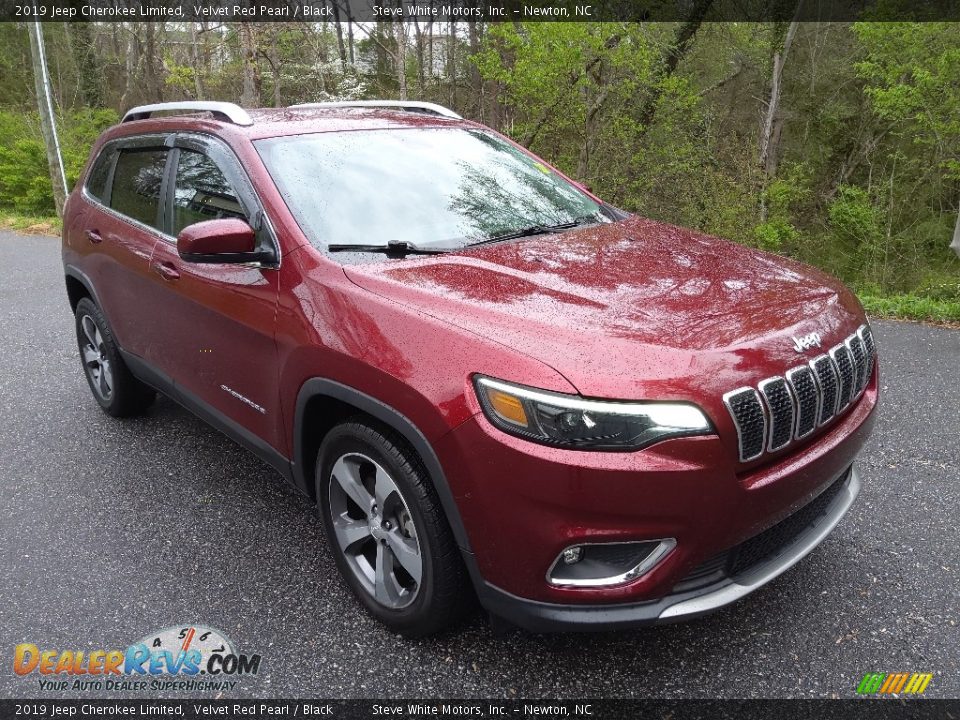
828;186;882;244
0;109;117;214
754;177;807;252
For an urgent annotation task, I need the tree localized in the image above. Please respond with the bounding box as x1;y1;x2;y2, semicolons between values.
240;24;262;106
854;23;960;261
758;17;800;221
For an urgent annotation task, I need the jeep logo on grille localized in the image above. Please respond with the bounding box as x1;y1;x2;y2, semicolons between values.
792;332;822;353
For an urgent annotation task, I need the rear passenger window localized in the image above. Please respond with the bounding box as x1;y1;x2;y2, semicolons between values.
109;149;168;230
172;150;247;236
85;149;114;202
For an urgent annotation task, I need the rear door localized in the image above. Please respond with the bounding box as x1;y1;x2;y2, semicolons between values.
145;134;284;453
76;137;171;357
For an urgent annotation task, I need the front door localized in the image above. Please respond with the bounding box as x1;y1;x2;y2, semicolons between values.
144;136;284;453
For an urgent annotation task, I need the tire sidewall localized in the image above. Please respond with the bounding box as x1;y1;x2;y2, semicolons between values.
317;424;438;630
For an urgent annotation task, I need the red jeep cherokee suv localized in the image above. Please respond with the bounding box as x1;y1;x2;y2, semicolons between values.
62;100;878;636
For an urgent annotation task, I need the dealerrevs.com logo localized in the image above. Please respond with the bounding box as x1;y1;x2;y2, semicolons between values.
13;625;261;692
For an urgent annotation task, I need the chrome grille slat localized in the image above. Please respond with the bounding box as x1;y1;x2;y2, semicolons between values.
857;325;876;391
724;324;876;463
723;387;767;462
846;334;867;396
785;366;819;439
830;343;855;411
759;377;795;452
810;354;838;425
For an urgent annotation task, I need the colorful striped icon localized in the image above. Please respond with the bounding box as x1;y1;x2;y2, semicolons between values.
857;672;933;695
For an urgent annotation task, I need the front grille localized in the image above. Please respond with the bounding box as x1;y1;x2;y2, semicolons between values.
672;468;851;592
724;325;875;462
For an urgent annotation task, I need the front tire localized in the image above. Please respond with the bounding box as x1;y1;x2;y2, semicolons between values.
316;421;469;637
74;297;155;417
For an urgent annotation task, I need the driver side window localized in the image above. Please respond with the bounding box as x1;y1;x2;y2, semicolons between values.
172;149;247;236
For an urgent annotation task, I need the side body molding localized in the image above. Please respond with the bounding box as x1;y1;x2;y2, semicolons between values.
292;378;473;555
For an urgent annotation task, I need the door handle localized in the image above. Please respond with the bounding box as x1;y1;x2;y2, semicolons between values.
153;262;180;281
85;229;102;244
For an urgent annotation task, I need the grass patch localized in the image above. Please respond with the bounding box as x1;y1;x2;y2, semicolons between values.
0;211;61;236
860;293;960;325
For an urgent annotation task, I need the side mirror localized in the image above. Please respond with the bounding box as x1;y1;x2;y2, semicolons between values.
177;218;257;263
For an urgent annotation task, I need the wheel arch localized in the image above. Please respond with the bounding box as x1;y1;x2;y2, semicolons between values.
64;265;104;313
293;378;473;555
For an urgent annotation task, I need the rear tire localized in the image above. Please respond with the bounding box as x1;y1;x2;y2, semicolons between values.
75;297;155;417
316;420;470;637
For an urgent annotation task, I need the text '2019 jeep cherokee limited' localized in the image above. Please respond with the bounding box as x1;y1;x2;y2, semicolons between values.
62;100;878;636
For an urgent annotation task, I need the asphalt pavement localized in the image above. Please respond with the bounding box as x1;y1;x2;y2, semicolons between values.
0;231;957;699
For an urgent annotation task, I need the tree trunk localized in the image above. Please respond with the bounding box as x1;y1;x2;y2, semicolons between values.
759;20;800;177
951;203;960;259
270;31;282;107
577;52;607;182
27;22;68;217
120;24;140;109
332;4;347;71
412;17;425;98
759;17;801;222
240;24;261;107
189;22;204;99
393;11;408;100
635;0;713;131
346;9;355;64
467;21;481;118
447;21;456;109
69;17;101;107
143;22;163;102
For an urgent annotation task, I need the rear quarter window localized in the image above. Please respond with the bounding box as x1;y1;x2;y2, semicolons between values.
85;149;115;203
109;148;168;231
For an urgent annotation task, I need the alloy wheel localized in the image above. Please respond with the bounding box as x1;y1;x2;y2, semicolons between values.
79;314;113;401
328;452;423;609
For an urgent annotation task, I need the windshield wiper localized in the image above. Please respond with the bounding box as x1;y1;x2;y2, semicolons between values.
468;215;598;248
326;240;451;256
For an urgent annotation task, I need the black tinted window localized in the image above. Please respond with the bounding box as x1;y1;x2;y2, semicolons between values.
172;150;246;235
110;149;168;230
85;149;114;202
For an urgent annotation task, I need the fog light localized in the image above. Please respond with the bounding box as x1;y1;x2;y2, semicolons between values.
547;539;677;587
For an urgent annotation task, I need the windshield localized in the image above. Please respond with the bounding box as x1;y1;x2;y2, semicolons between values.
254;128;606;250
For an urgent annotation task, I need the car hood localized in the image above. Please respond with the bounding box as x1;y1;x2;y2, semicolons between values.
342;216;866;413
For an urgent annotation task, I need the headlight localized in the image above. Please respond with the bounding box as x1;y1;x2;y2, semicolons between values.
473;375;713;451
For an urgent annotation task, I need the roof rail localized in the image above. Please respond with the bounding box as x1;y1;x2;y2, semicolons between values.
289;100;462;120
122;101;254;126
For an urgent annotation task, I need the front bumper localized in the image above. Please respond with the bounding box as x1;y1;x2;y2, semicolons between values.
477;466;860;632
